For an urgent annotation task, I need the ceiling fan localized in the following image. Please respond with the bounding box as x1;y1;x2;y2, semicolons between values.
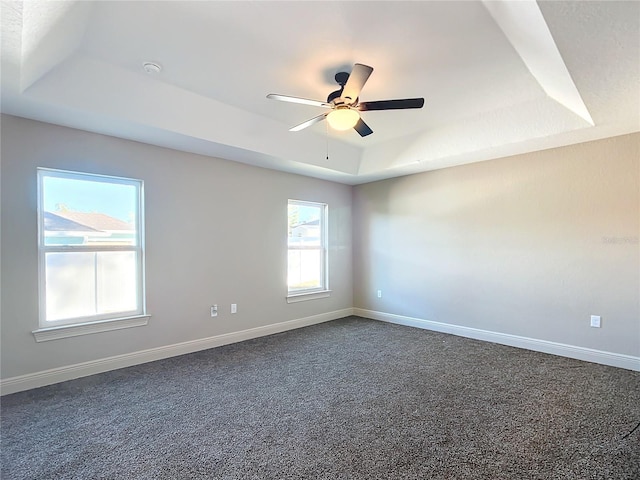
267;63;424;137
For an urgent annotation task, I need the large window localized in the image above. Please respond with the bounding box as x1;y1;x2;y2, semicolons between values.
287;200;328;300
37;168;145;329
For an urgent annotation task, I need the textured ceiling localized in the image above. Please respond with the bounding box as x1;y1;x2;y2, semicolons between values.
1;0;638;184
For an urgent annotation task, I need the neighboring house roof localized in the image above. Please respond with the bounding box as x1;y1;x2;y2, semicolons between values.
44;212;99;232
53;211;134;231
294;219;320;227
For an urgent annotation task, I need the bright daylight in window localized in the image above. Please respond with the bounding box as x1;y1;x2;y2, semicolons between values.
37;168;145;328
287;200;328;299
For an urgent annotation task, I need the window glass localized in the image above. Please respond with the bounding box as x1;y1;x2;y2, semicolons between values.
42;175;138;247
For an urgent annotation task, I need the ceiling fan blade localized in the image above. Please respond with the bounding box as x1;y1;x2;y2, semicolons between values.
358;98;425;111
341;64;374;105
354;118;373;137
267;94;331;108
289;113;328;132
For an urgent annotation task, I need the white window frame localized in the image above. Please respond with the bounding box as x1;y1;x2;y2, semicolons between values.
34;168;148;341
287;199;330;303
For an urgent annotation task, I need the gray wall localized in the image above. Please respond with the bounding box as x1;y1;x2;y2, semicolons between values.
2;114;638;383
1;115;353;379
353;133;639;357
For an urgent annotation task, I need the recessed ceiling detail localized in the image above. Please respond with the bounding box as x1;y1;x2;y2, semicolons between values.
483;0;594;126
1;0;638;185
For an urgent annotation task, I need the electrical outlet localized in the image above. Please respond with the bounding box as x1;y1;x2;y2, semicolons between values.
231;304;237;314
377;290;382;298
211;305;218;317
590;315;601;328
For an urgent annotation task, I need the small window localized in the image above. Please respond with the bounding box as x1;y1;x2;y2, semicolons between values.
37;168;145;328
287;200;328;298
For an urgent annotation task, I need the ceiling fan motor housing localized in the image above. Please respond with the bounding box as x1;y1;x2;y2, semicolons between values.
327;71;353;105
327;89;345;104
334;71;349;86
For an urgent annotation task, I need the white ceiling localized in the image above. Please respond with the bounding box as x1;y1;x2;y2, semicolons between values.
1;0;639;185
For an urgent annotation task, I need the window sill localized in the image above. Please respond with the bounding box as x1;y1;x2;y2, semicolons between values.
286;290;332;303
32;315;150;342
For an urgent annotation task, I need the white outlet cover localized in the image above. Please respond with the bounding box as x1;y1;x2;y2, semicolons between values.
590;315;601;328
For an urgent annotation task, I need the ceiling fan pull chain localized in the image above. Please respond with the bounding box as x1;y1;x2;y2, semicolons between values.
326;120;330;161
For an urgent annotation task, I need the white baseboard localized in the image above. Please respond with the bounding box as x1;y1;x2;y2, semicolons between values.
354;308;640;372
0;308;354;396
4;307;636;395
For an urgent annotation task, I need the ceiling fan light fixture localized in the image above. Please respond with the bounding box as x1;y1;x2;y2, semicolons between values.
327;108;360;131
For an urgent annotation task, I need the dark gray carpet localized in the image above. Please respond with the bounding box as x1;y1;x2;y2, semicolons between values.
2;316;639;479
